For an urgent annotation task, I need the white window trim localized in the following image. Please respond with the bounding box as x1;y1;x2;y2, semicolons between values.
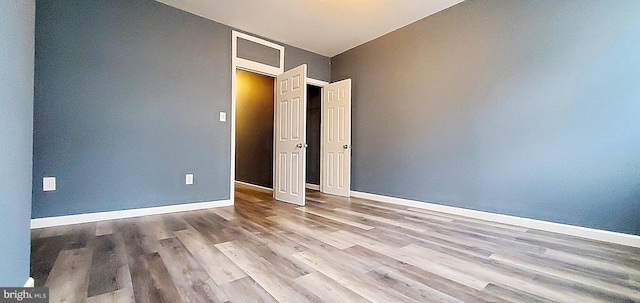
232;31;285;75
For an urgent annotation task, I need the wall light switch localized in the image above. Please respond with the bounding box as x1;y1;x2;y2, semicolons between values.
43;177;56;191
185;174;194;185
219;112;226;122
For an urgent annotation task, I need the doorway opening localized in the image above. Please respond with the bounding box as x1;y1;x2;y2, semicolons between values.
234;69;322;194
235;69;274;190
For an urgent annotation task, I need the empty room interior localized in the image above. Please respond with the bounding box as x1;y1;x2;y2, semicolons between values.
1;0;639;302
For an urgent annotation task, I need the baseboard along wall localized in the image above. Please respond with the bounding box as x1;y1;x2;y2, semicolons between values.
350;190;640;248
29;184;639;248
30;199;233;229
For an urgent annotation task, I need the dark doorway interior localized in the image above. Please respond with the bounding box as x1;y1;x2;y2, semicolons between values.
306;85;321;186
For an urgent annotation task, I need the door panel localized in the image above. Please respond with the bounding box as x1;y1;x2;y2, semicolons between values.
274;65;307;205
322;79;352;197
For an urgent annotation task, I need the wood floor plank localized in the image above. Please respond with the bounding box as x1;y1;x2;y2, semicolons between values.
268;215;355;249
403;243;621;303
544;248;640;277
219;277;278;303
209;208;237;221
489;252;640;300
139;216;174;241
405;229;495;258
482;283;555;303
31;185;640;303
406;207;529;232
95;221;114;236
334;207;428;233
295;272;372;303
130;252;183;303
387;245;490;290
240;237;315;279
36;222;96;239
292;249;419;303
295;207;375;230
236;190;265;202
157;237;228;303
174;229;247;285
44;248;93;303
163;215;189;232
120;222;159;259
343;245;505;302
216;241;322;303
30;235;79;287
335;229;490;290
87;235;123;297
183;214;234;245
366;266;465;303
85;287;135;303
116;264;133;293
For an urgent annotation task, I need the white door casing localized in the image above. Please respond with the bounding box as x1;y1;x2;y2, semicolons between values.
322;79;352;197
274;65;308;205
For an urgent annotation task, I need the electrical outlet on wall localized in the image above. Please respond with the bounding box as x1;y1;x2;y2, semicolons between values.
43;177;56;191
186;174;194;185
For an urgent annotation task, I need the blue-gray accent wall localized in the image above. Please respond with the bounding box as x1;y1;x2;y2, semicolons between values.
0;0;35;286
33;0;330;218
331;0;640;235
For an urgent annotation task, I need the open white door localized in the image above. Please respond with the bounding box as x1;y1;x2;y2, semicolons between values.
274;65;308;205
321;79;352;197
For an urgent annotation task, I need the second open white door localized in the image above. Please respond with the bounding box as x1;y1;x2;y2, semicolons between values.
274;65;308;205
321;79;352;197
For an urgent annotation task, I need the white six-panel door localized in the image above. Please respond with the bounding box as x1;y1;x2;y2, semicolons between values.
274;65;308;205
321;79;352;197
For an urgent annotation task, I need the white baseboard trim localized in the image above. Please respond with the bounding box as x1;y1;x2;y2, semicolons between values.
306;183;320;191
350;191;640;248
234;181;273;193
24;277;34;287
31;199;233;229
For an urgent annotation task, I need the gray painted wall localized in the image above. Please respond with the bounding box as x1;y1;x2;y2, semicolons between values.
33;0;330;218
285;46;331;82
332;0;640;235
33;0;232;218
0;0;35;286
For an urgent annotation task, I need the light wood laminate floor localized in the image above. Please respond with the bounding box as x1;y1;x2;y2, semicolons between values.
31;184;640;303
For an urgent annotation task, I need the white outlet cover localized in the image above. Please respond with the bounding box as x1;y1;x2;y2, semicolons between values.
43;177;56;191
186;174;194;185
219;112;226;122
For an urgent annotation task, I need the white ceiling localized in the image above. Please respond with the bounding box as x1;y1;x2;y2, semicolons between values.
156;0;464;57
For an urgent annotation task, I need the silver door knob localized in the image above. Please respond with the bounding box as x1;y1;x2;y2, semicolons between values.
296;143;308;148
343;144;350;149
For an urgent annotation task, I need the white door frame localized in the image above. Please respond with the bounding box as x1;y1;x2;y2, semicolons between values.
231;31;328;203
